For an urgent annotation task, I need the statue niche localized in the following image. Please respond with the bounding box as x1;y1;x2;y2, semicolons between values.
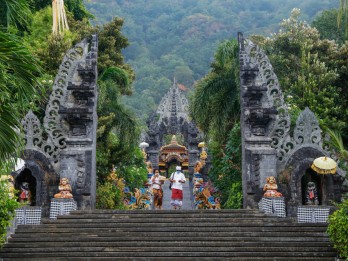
15;168;36;206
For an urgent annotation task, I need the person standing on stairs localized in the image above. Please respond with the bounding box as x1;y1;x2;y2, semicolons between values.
151;169;165;209
170;165;186;210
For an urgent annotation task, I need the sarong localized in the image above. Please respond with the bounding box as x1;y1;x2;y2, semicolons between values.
153;188;163;208
171;188;183;207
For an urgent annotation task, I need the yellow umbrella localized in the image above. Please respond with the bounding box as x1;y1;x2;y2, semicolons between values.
311;156;337;174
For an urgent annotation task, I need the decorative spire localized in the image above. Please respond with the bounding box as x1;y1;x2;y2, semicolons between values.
171;135;178;145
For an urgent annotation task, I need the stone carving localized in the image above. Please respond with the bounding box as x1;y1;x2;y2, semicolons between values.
54;177;73;199
144;80;201;173
238;32;345;215
20;35;99;212
305;182;319;205
19;182;31;204
263;176;282;197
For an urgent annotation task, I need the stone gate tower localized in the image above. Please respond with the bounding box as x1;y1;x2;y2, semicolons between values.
18;35;98;215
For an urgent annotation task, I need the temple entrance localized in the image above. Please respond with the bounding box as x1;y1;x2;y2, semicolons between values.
301;168;322;205
158;135;189;177
15;168;37;206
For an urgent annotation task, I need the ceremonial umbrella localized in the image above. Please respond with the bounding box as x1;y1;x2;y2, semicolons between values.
311;156;337;174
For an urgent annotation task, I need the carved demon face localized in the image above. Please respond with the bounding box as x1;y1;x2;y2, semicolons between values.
307;182;316;191
266;176;276;184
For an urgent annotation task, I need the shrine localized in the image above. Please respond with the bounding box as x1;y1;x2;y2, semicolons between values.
144;80;201;176
238;32;347;217
11;35;99;216
158;135;189;176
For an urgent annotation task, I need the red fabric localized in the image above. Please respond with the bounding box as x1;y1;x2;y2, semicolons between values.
171;188;183;200
309;191;314;199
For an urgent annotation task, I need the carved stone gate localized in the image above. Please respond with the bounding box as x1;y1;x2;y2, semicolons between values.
238;33;346;216
13;35;98;216
144;80;201;175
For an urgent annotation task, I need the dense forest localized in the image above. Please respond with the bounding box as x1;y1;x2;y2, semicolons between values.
85;0;338;122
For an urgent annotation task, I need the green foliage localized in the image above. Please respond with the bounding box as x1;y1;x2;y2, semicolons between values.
208;123;242;208
251;9;348;134
85;0;338;124
312;9;347;44
28;0;93;21
0;180;20;246
97;18;134;78
0;0;32;31
190;39;240;144
327;199;348;259
0;30;42;168
96;181;124;209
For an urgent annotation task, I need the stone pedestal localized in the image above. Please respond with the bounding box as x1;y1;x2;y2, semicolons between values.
50;198;77;219
258;197;286;217
15;206;42;225
297;206;331;223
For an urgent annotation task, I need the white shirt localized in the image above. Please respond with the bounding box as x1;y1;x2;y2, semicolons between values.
151;176;164;190
170;171;186;190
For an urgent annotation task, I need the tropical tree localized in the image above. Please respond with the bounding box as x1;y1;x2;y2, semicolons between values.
338;0;348;35
190;39;240;144
0;0;31;30
190;38;242;208
251;9;347;133
0;1;42;170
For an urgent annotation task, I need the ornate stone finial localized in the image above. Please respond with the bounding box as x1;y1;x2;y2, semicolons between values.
294;107;322;146
21;110;43;149
54;178;73;199
171;135;178;145
263;176;282;197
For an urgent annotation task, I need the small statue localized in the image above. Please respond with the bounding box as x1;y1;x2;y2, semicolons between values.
263;176;282;197
19;182;31;203
54;178;73;199
305;182;319;205
194;161;203;174
146;161;153;174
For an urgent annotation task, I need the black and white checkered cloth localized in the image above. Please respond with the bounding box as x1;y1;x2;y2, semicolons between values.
258;197;286;217
297;206;330;223
50;198;77;219
15;207;42;225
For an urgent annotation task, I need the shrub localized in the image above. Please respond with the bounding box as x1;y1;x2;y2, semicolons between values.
96;182;124;209
327;199;348;259
0;180;20;246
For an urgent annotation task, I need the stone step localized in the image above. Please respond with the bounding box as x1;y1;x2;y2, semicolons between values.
20;220;328;227
11;231;329;238
3;241;333;248
0;251;336;258
0;257;336;261
67;209;265;216
0;245;336;253
8;236;331;243
0;209;336;260
15;225;328;233
50;214;285;220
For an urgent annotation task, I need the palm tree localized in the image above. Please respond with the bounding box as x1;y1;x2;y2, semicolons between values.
0;1;42;169
190;39;240;144
0;0;31;30
338;0;348;36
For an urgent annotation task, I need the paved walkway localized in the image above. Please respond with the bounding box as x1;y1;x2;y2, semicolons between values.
159;180;194;210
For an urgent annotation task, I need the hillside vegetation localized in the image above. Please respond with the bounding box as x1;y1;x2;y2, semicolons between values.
85;0;338;122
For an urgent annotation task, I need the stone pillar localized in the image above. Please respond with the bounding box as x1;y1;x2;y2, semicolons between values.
58;35;98;210
238;33;278;209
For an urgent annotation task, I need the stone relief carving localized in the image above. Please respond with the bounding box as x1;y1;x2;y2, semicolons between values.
21;38;94;168
242;39;291;145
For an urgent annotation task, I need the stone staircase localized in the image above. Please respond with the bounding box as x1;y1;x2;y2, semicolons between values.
0;209;337;260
